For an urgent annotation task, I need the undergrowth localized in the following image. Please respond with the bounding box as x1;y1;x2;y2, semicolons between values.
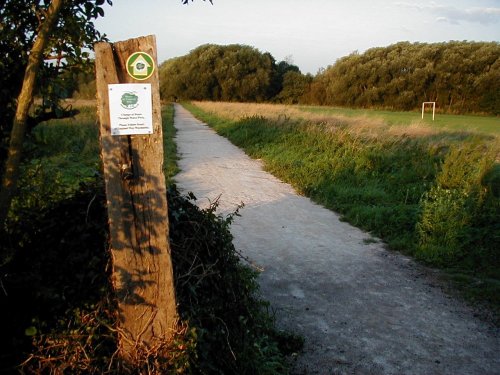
184;102;500;317
0;181;296;373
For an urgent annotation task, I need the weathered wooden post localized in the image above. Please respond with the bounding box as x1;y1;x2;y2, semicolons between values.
95;35;177;359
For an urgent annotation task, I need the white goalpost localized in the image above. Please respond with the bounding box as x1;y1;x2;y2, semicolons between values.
422;101;436;121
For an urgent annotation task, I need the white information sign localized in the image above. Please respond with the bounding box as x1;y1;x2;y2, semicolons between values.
108;83;153;135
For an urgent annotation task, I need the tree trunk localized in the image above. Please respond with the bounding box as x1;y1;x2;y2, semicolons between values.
0;0;64;225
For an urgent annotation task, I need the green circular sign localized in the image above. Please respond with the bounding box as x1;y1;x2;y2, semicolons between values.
126;52;155;80
120;92;139;109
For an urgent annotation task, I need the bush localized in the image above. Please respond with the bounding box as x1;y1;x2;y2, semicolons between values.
416;140;498;270
0;179;297;373
169;185;298;374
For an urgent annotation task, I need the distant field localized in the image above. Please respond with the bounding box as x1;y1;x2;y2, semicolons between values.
299;106;500;136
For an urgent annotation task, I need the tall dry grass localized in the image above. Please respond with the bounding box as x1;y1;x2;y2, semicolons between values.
191;101;444;140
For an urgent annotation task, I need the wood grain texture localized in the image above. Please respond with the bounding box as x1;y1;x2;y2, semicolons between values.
95;35;177;357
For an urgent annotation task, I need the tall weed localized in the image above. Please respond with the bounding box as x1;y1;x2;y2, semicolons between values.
417;140;499;271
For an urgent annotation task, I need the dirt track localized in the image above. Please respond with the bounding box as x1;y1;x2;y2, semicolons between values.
172;104;499;375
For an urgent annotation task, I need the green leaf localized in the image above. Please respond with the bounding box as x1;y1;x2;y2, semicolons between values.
25;326;37;336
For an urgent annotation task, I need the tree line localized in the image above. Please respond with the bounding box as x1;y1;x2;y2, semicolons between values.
160;41;499;115
314;41;499;114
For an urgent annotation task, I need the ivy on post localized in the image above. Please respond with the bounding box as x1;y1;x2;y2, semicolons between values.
94;35;177;359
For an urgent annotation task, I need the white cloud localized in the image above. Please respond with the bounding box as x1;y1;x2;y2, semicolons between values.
393;2;500;25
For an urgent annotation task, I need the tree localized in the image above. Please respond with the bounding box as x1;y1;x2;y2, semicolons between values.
268;59;300;99
275;71;312;104
160;44;276;102
215;45;274;101
0;0;111;225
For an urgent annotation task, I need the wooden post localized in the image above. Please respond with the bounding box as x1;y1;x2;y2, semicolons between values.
95;35;177;358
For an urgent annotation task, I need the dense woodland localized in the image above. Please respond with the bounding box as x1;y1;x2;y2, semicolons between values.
160;41;500;114
316;41;500;114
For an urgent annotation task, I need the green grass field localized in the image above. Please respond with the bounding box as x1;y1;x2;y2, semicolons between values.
299;106;500;135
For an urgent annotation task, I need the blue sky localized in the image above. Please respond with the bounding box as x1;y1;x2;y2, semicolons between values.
95;0;500;74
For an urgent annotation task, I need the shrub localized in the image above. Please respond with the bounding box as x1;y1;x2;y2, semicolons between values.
416;139;499;269
0;180;296;373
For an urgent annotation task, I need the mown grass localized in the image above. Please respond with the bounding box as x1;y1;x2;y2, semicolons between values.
299;105;500;135
185;101;500;320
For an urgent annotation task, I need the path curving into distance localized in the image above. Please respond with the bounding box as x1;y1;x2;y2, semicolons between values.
172;104;499;375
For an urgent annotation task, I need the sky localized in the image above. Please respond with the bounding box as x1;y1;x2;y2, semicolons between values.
94;0;500;74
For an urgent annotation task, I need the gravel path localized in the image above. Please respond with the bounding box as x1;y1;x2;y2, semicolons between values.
172;104;499;375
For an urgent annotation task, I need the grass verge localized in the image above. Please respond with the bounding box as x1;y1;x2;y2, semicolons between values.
162;104;180;183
